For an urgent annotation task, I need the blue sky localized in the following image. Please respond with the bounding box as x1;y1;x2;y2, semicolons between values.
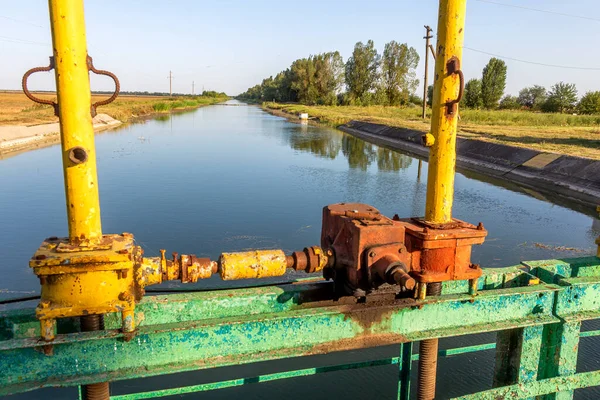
1;1;598;97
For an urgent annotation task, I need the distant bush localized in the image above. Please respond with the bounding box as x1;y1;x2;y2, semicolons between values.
578;91;600;115
152;102;170;111
202;90;228;98
498;95;521;110
409;94;422;106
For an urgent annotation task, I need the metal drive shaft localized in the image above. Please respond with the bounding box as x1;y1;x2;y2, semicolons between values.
417;282;442;400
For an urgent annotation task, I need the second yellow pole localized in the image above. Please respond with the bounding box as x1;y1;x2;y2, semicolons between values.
49;0;102;243
419;2;467;399
424;0;467;224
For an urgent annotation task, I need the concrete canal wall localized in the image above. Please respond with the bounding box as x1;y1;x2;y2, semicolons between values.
0;114;121;157
340;121;600;210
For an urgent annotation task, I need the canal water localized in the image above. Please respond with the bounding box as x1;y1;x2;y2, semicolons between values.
1;100;599;399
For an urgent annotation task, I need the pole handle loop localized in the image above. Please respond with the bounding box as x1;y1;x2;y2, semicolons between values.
22;57;59;116
87;56;120;117
445;56;464;116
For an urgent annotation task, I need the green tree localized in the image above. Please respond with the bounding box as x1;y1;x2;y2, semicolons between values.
463;78;482;109
481;58;507;109
517;85;546;110
578;91;600;115
498;95;520;110
313;52;345;105
345;40;381;102
290;57;318;104
273;69;296;102
427;85;433;107
543;82;578;113
260;76;278;102
380;41;420;105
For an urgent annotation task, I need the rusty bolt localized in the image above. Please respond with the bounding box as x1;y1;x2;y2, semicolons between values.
477;222;484;230
118;292;133;302
42;344;54;356
121;269;128;278
369;251;376;258
423;227;430;234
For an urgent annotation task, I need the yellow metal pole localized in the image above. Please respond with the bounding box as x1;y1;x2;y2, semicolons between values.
49;0;102;243
419;2;467;399
424;0;467;224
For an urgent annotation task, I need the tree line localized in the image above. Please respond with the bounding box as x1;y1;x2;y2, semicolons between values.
239;40;421;106
438;57;600;115
91;90;228;97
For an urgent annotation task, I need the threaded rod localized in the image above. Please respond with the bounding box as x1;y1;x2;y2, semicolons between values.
417;282;442;400
81;315;109;400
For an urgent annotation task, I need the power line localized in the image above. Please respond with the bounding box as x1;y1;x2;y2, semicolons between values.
0;15;46;28
463;46;600;71
475;0;600;22
0;35;49;46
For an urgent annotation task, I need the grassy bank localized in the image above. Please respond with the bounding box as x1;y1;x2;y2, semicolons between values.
264;102;600;160
0;92;228;126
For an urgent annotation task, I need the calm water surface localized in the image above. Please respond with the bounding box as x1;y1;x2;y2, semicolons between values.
1;100;599;399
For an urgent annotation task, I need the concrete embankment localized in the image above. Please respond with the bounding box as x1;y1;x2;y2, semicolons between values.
340;121;600;210
0;114;121;157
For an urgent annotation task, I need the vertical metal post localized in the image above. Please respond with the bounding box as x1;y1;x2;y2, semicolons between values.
538;322;581;400
49;1;108;398
49;0;102;243
397;342;413;400
422;25;433;119
416;282;441;400
424;0;466;224
418;2;466;398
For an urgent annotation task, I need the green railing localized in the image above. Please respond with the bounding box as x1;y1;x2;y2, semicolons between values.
2;256;600;399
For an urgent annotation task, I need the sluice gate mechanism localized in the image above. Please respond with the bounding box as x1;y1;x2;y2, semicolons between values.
2;1;600;399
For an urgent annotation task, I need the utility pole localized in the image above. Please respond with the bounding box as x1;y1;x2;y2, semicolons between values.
192;81;195;95
167;71;173;96
422;25;433;119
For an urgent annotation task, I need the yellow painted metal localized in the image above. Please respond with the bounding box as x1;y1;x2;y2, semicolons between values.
139;256;163;287
424;0;467;224
310;246;330;272
30;234;139;339
220;250;288;280
49;0;102;242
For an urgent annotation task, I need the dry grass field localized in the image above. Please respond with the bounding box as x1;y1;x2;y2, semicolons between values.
0;92;226;126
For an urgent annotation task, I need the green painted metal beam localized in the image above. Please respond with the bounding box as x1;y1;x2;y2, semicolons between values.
0;280;558;395
452;370;600;399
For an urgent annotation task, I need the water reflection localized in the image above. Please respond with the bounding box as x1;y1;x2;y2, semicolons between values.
287;125;412;172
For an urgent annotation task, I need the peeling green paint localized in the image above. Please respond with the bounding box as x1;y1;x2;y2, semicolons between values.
1;257;600;399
